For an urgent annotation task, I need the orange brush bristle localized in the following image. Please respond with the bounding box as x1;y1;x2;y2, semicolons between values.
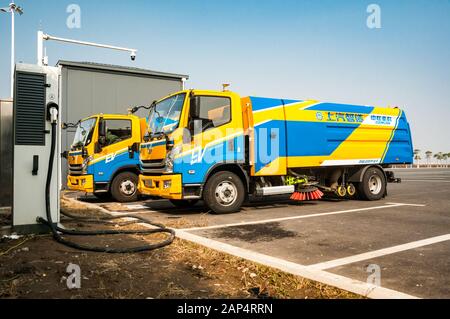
291;189;324;201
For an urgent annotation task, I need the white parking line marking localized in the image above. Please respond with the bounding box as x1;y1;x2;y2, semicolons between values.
125;204;150;210
175;230;418;299
108;211;158;216
308;234;450;271
386;202;426;207
402;180;450;183
179;203;425;232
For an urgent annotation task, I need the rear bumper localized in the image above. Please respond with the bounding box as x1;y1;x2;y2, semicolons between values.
138;174;182;200
67;175;94;193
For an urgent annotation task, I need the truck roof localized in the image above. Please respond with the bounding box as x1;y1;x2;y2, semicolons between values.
82;113;143;122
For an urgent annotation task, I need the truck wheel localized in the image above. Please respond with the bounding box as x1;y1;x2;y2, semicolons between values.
203;171;245;214
170;199;199;208
111;172;139;203
358;167;386;201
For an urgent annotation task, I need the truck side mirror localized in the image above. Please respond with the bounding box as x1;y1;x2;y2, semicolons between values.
128;142;140;159
132;142;140;152
94;142;103;154
98;118;106;144
190;96;201;120
82;147;89;158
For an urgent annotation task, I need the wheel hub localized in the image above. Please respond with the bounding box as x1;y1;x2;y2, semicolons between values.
369;175;382;195
215;181;237;206
120;180;136;196
347;184;356;196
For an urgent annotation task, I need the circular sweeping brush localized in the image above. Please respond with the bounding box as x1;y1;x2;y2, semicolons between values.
290;186;324;201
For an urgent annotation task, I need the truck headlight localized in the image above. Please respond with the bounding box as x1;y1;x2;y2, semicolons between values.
82;155;93;168
166;146;182;173
144;179;153;188
82;156;93;174
166;159;174;173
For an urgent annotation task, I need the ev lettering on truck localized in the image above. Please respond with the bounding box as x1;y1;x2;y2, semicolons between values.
191;148;203;165
105;149;127;164
105;153;117;164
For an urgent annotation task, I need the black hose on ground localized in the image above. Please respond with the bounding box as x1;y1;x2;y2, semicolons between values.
37;121;175;254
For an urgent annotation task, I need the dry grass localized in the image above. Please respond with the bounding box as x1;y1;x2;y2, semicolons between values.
61;196;111;218
61;195;208;229
166;239;361;299
158;216;208;229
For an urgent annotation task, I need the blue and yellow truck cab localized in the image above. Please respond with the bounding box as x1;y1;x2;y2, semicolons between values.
67;114;147;202
138;90;413;213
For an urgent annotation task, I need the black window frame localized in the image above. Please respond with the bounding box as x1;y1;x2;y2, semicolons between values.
102;119;133;147
194;95;232;132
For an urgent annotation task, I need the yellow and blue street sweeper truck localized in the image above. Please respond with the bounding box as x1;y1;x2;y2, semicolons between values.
137;90;413;214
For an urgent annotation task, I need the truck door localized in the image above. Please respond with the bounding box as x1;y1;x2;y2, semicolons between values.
182;93;245;184
249;97;288;176
93;118;134;184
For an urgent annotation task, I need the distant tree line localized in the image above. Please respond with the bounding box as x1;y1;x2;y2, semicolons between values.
413;150;450;167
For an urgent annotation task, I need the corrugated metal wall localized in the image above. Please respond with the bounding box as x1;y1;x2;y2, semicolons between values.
60;65;185;187
0;99;13;207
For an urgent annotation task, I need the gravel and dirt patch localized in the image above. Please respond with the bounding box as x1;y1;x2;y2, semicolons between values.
0;196;361;299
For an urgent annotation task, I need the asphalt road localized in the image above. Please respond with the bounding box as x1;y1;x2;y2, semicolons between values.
82;168;450;299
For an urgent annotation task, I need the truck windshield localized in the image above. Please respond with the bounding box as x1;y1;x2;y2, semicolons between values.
71;118;97;150
147;93;186;136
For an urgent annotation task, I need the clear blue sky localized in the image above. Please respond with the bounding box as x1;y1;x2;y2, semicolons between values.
0;0;449;154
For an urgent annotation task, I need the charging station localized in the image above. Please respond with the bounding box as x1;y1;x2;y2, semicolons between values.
3;28;176;252
9;63;174;252
12;63;61;234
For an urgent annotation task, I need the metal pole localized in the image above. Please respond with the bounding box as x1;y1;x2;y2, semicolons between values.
38;33;137;64
10;6;14;98
44;34;137;53
37;31;44;66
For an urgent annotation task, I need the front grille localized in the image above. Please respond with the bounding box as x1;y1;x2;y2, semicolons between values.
142;159;165;164
141;168;169;175
69;164;83;175
141;159;166;169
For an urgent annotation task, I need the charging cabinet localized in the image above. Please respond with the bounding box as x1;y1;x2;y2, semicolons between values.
12;64;61;234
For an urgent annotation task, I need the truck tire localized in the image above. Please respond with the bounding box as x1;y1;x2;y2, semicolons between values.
170;199;199;208
358;167;386;201
111;172;139;203
203;171;245;214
